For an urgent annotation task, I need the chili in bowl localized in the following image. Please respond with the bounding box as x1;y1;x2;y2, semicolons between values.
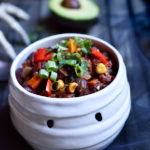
9;33;131;150
16;37;117;98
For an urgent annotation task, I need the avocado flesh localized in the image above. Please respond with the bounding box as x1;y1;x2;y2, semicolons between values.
49;0;100;21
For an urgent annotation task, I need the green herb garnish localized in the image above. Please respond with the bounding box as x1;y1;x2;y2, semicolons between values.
51;81;60;91
50;71;57;81
39;69;49;79
82;40;92;54
57;52;63;61
74;37;91;54
44;37;90;79
52;44;68;52
59;59;77;67
60;39;69;47
75;65;83;77
81;60;88;74
66;53;81;62
51;53;57;61
45;61;57;72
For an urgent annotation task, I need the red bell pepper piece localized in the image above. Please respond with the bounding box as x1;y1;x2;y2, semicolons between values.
46;78;52;96
34;48;53;62
91;48;107;65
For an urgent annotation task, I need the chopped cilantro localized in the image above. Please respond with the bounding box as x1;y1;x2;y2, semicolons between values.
74;37;92;54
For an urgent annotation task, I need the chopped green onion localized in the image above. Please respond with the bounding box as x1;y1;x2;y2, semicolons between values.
51;81;60;91
45;61;57;72
65;59;77;66
50;71;57;81
39;69;49;79
65;60;77;66
75;65;83;77
57;52;63;61
59;59;77;66
51;53;57;61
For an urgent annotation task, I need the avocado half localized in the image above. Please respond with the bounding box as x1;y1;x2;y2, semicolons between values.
49;0;100;31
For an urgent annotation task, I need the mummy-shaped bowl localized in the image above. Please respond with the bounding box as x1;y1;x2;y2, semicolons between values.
9;34;131;150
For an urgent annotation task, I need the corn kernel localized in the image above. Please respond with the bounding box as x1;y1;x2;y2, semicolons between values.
96;63;107;74
69;82;78;94
57;79;65;89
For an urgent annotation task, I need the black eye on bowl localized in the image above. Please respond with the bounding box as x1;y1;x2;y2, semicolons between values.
47;120;54;128
95;112;102;122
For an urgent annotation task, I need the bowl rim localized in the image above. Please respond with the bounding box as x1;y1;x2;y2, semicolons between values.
10;33;123;103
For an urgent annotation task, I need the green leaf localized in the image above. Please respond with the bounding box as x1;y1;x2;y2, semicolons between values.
74;37;84;46
66;53;81;62
74;37;91;54
81;47;89;54
81;60;88;74
52;44;68;52
60;40;69;47
84;40;92;51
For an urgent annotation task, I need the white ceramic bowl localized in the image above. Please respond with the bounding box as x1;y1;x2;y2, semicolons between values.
9;33;131;150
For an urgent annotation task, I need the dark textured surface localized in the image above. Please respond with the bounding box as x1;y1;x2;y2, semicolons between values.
0;0;150;150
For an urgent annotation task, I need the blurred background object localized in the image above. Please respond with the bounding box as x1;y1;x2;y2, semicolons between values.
48;0;99;32
0;2;30;80
0;0;150;150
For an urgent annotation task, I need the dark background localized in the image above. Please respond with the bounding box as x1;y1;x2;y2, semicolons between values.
0;0;150;150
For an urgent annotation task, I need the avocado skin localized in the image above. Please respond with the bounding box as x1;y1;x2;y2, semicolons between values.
51;12;98;32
